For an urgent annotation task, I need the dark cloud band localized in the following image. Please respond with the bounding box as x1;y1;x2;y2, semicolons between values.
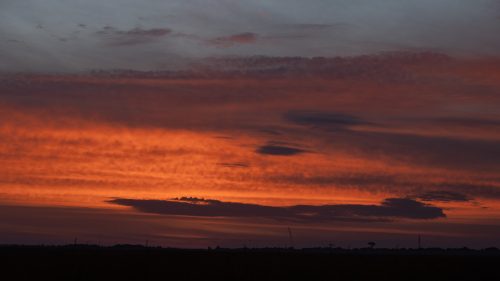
256;145;307;156
109;197;445;222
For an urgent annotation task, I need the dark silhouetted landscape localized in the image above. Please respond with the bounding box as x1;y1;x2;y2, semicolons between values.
1;245;499;281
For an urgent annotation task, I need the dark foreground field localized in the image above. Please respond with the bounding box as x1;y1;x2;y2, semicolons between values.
1;246;499;281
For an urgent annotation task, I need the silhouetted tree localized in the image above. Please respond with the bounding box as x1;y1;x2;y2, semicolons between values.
368;241;376;249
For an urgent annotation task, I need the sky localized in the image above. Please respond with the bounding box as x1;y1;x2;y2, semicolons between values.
1;1;500;248
2;0;500;72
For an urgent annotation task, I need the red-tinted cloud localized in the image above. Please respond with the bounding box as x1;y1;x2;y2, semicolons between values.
1;52;500;247
207;32;258;47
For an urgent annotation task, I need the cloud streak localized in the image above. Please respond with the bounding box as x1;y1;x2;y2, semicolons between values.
256;144;307;156
109;197;446;222
207;32;258;48
414;191;472;203
284;111;368;130
96;26;171;46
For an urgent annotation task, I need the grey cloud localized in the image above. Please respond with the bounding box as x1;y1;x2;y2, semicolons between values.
109;197;446;222
96;27;171;46
207;32;258;48
287;23;344;30
122;28;170;37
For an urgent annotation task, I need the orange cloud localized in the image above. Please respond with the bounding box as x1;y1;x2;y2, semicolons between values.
1;52;500;247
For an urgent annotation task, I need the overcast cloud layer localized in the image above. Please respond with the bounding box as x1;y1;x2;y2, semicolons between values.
1;0;500;72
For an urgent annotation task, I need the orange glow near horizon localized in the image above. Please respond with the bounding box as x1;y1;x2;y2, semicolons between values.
1;55;500;248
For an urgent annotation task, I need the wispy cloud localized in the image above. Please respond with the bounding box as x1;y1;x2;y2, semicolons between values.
207;32;258;47
96;26;171;46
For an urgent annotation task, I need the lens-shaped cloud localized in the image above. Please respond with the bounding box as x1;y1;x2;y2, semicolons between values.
109;197;446;222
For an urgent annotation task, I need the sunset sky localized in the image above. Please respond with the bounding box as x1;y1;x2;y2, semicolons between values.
1;0;500;249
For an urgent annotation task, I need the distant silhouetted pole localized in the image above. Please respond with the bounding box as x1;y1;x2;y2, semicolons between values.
287;227;294;249
418;234;422;249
